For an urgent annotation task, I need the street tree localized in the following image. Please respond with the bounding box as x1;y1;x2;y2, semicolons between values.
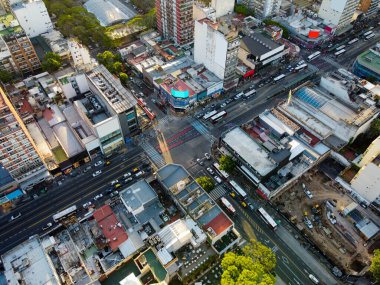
42;52;62;73
370;249;380;282
219;155;236;174
119;72;129;86
0;70;13;83
196;176;215;192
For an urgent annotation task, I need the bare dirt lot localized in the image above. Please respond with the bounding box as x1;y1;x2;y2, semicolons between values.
273;169;371;274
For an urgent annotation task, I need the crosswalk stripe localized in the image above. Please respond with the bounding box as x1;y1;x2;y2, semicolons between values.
209;185;226;200
189;119;216;143
140;141;166;168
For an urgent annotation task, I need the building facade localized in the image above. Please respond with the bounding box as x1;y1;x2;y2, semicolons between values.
194;18;240;90
156;0;194;46
318;0;360;32
68;38;92;69
359;0;380;17
12;0;53;38
352;43;380;82
244;0;282;18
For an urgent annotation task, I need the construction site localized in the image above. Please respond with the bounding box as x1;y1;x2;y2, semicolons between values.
273;167;373;275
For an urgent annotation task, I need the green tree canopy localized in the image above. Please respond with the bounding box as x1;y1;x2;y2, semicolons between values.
42;52;62;73
97;50;124;74
234;4;254;16
263;19;289;39
219;155;236;174
0;70;13;83
221;240;276;285
119;72;129;85
371;249;380;282
196;176;215;192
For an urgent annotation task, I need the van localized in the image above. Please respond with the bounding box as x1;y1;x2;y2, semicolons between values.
135;171;144;178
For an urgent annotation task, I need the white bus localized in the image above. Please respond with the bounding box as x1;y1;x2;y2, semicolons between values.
334;49;346;57
365;33;375;41
213;162;229;179
229;180;247;199
335;45;346;51
363;31;374;37
272;74;286;84
53;205;77;222
294;63;308;72
210;111;227;124
307;51;321;61
244;89;257;98
221;197;236;215
347;38;358;45
257;207;277;230
203;110;217;120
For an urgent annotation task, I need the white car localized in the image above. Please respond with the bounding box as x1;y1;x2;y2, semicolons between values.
135;171;144;178
92;170;102;177
123;172;131;178
220;103;227;108
204;153;211;160
110;191;119;198
124;177;133;183
196;158;204;166
10;212;21;221
42;222;53;231
83;202;92;209
305;190;313;199
94;194;103;200
206;167;214;175
94;160;103;167
214;175;222;184
110;180;119;186
304;218;313;229
308;274;319;284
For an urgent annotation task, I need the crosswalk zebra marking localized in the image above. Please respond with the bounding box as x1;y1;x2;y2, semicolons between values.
140;141;166;169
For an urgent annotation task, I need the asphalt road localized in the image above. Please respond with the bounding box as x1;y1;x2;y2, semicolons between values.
0;148;145;256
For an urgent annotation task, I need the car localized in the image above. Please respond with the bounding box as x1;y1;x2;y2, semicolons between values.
308;274;319;284
220;103;227;108
42;222;53;231
123;172;131;178
210;104;216;108
92;170;102;177
105;188;113;195
135;171;144;178
124;177;133;183
132;167;139;174
196;113;203;119
241;201;247;208
226;99;233;104
110;180;119;186
94;160;103;167
196;158;204;166
33;194;39;199
10;212;22;221
305;190;313;199
214;175;222;184
83;202;92;209
105;160;111;166
230;192;236;198
204;153;211;160
114;183;122;189
248;202;254;211
304;217;313;229
110;191;119;198
94;194;103;200
297;60;305;65
206;167;215;175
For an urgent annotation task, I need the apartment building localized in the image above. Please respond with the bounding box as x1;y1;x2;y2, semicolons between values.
243;0;282;18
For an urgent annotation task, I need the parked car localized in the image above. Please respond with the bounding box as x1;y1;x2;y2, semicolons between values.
110;180;119;186
135;171;144;178
204;153;211;160
114;183;122;189
132;167;140;174
220;103;227;108
304;217;313;229
241;201;247;208
248;202;254;211
110;191;119;198
94;194;103;200
83;202;92;209
105;160;111;166
42;222;53;231
10;212;22;221
92;170;102;177
94;160;103;167
196;158;204;166
124;177;133;183
214;175;222;184
123;172;131;178
308;274;319;284
206;167;214;175
105;188;113;195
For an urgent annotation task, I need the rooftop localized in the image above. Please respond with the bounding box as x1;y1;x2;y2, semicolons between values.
2;236;59;285
0;14;23;36
84;0;135;26
351;163;380;203
356;47;380;75
240;32;282;57
160;75;195;99
120;180;158;212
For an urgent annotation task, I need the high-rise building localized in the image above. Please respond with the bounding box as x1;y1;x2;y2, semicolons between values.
359;0;380;17
0;14;41;76
194;18;240;90
0;88;47;187
156;0;194;46
68;39;92;69
12;0;53;38
318;0;360;33
243;0;282;18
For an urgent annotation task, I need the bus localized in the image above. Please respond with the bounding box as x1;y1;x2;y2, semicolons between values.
257;207;277;230
334;49;346;57
244;89;257;98
307;51;321;61
347;38;358;45
203;110;217;120
365;33;375;41
53;205;77;222
221;197;236;215
229;180;247;199
213;162;229;179
210;111;227;124
335;45;346;51
363;31;374;37
294;63;308;72
272;74;286;84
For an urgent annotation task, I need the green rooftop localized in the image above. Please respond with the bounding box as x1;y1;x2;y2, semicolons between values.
357;49;380;74
0;13;23;36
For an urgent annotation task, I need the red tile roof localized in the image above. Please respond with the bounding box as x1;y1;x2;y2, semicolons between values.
204;212;232;236
94;205;128;251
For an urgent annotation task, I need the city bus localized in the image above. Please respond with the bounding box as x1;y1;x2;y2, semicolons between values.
335;45;346;51
307;51;321;61
293;63;308;72
334;49;346;57
213;162;229;179
229;180;247;200
363;31;374;37
210;111;227;124
221;197;236;215
347;38;358;45
203;110;217;120
272;74;286;84
244;89;257;98
53;205;77;222
365;33;375;41
257;207;277;230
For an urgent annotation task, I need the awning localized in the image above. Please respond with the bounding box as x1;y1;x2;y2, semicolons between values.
5;189;23;201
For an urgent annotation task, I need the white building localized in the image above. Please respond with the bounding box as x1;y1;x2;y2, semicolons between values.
351;162;380;204
12;0;53;38
244;0;282;18
211;0;235;18
318;0;360;32
358;136;380;167
68;38;92;69
194;18;240;90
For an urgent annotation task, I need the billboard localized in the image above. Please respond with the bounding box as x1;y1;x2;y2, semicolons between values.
308;30;320;38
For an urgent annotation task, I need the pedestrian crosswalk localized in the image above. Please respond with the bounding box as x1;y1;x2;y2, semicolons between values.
140;141;166;169
209;185;227;200
189;119;216;143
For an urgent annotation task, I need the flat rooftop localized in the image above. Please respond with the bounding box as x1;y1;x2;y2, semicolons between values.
223;127;276;177
2;237;59;285
356;49;380;75
120;180;158;212
0;13;23;36
240;33;282;57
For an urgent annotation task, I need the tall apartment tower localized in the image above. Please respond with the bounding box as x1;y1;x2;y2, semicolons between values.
194;18;240;90
0;89;47;186
318;0;360;33
243;0;282;18
156;0;194;46
359;0;380;17
0;14;41;76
